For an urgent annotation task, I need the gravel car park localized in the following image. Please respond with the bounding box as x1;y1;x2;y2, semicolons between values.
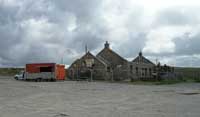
0;76;200;117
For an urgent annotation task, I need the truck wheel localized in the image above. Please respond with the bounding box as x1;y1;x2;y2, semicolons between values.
35;78;40;82
50;78;55;82
38;78;42;82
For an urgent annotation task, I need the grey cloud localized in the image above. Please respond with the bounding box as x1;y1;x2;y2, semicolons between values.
154;7;200;26
173;32;200;55
0;0;200;67
159;55;200;67
0;0;106;67
175;56;200;67
114;32;147;58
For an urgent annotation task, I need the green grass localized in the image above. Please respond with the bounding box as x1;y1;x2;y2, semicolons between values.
0;68;24;76
175;67;200;80
172;67;200;84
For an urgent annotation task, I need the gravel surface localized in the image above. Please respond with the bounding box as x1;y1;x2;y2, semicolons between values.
0;76;200;117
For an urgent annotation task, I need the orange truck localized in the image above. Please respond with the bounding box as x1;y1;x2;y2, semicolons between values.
15;63;66;81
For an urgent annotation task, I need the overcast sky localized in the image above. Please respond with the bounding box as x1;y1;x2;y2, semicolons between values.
0;0;200;67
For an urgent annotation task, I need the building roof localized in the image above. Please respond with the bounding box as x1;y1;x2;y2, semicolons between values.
81;51;107;66
132;52;155;65
96;42;128;67
96;54;111;66
68;59;80;69
97;48;127;62
69;51;108;69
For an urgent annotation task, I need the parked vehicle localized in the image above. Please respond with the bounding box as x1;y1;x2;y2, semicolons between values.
14;63;66;81
14;71;25;80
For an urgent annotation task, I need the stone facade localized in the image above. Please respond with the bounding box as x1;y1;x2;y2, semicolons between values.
68;52;108;80
68;41;173;81
130;52;156;81
96;41;129;81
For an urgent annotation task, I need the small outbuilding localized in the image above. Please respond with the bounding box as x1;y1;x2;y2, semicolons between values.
130;52;156;81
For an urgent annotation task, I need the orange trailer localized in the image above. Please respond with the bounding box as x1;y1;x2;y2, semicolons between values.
56;64;66;80
25;63;65;81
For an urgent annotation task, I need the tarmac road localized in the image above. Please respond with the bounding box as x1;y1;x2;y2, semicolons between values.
0;76;200;117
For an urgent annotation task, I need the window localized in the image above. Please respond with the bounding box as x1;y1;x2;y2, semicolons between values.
136;67;138;75
40;67;53;72
117;65;122;68
142;68;145;76
85;59;94;67
82;61;86;67
130;65;133;72
149;68;152;76
145;68;147;76
107;67;111;72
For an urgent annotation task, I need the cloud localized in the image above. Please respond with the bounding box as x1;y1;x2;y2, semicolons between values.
0;0;106;66
143;26;192;54
154;6;200;26
0;0;200;67
140;6;200;66
174;32;200;55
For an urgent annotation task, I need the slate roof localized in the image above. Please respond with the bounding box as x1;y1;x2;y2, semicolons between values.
74;51;108;67
132;52;155;65
97;47;127;63
83;51;108;66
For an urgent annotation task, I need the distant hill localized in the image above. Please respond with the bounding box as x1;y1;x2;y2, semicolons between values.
175;67;200;80
0;68;24;76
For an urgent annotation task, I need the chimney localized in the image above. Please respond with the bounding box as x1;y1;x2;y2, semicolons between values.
139;51;142;56
104;41;110;48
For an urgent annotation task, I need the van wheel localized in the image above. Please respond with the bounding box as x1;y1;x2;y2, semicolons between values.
14;77;18;80
50;78;55;82
39;78;42;82
35;78;41;82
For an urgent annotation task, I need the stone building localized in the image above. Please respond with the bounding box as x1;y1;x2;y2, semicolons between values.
96;41;129;81
130;51;156;81
68;51;109;80
68;41;170;81
68;41;129;81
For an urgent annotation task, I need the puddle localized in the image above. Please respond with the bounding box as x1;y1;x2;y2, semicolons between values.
178;90;200;95
153;90;175;93
54;113;70;117
178;92;200;95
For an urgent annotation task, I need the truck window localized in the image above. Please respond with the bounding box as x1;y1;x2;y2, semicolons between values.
40;67;53;72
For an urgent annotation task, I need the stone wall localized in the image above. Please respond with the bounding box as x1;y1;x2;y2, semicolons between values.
97;48;129;81
130;62;155;81
68;52;107;80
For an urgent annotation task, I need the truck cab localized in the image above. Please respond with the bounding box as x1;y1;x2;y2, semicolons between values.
14;71;25;80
